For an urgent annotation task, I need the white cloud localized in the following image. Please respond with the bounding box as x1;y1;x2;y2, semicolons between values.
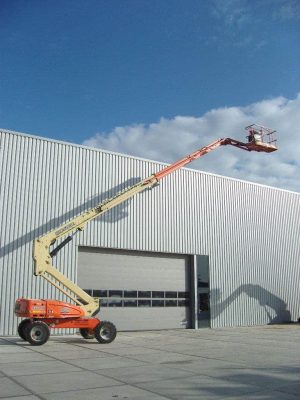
211;0;251;28
83;94;300;193
209;0;300;49
272;0;300;21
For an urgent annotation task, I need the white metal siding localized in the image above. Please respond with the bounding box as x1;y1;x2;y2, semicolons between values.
1;129;300;335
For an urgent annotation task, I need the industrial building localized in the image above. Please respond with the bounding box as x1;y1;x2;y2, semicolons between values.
1;128;299;336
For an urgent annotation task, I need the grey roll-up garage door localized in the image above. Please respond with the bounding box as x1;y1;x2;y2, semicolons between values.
78;247;191;331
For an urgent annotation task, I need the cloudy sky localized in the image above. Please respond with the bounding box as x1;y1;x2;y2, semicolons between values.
1;0;299;192
83;94;300;192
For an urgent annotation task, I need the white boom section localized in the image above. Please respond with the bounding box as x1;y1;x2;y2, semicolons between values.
33;174;159;316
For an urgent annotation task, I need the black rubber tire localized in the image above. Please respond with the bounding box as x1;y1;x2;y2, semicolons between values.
94;321;117;344
79;328;95;339
25;321;50;346
17;319;31;341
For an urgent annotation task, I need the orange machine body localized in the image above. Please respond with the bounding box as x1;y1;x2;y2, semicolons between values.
15;298;100;329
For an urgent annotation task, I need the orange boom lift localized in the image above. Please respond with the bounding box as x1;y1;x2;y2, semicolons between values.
15;124;277;345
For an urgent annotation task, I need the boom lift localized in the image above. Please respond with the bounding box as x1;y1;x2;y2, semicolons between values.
15;125;277;345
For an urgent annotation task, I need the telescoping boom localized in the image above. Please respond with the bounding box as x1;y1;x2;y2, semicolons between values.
15;125;277;345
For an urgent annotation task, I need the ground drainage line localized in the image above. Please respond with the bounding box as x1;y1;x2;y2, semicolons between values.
0;369;47;400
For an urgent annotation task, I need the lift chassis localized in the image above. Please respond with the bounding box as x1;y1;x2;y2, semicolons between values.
15;125;277;345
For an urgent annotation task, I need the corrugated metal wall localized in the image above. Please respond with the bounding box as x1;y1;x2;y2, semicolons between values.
1;129;300;335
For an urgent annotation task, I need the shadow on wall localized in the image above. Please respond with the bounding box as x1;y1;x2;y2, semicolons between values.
0;177;140;259
211;284;292;324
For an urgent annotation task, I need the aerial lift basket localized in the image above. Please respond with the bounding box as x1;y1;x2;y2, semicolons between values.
245;124;277;153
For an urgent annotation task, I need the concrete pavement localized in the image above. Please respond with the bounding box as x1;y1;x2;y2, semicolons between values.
0;324;300;399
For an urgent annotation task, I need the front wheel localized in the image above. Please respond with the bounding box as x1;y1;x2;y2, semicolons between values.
26;321;50;346
95;321;117;344
17;319;31;341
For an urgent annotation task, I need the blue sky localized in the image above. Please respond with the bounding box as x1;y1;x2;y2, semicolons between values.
1;0;300;191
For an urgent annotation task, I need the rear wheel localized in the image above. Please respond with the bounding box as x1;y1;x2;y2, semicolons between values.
79;328;95;339
95;321;117;344
26;321;50;346
17;319;31;341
